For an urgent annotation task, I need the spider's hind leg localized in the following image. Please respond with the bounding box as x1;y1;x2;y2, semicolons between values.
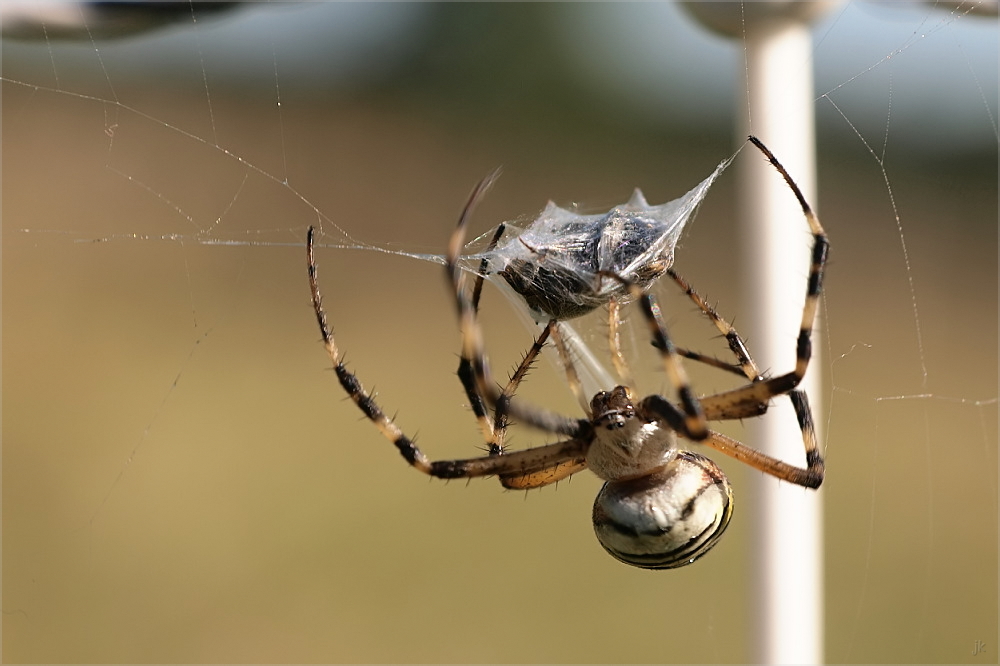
669;137;828;488
695;136;829;420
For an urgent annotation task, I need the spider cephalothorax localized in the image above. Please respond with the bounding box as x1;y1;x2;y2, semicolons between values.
307;136;825;569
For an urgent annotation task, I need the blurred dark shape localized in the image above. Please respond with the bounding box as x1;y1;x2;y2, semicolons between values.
680;1;838;38
2;1;240;41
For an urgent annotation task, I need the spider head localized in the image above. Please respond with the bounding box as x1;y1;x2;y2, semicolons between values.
592;451;734;569
589;385;637;428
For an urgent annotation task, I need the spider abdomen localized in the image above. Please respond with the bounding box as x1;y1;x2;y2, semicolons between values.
592;451;734;569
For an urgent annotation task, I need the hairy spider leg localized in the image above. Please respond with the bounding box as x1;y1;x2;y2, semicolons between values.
666;268;763;381
645;136;827;487
664;267;823;486
606;298;637;388
445;171;593;474
307;225;592;484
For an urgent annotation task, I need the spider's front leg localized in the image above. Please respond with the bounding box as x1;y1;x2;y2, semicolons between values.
447;171;582;464
443;182;597;492
670;136;827;487
445;199;593;445
455;219;558;456
725;135;829;407
645;137;826;488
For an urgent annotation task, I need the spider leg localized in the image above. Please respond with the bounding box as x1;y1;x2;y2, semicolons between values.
607;298;637;387
747;134;829;391
667;268;762;381
690;355;827;486
593;269;709;441
664;136;827;412
665;268;780;418
673;350;749;379
456;224;505;447
498;448;589;489
632;285;711;441
453;172;503;448
448;171;589;461
308;226;590;484
454;217;556;456
641;391;823;488
662;137;827;487
435;437;590;483
457;275;590;439
490;321;554;453
479;314;596;489
700;398;823;488
446;194;592;442
308;226;432;474
686;137;828;421
549;322;592;416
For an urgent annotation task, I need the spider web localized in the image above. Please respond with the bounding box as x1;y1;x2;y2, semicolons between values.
3;3;997;663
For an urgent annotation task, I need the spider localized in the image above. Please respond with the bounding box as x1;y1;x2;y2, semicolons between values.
307;136;826;569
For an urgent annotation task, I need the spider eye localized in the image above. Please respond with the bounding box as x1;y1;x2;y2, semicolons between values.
592;451;733;569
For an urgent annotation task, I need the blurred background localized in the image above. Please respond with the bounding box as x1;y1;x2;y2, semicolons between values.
3;2;997;662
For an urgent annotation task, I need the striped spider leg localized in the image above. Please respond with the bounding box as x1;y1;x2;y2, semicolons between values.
448;170;567;461
679;135;827;489
664;267;825;487
306;173;592;489
306;239;586;487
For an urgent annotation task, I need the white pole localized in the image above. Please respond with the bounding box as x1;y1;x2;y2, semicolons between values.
740;20;824;665
682;3;832;663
